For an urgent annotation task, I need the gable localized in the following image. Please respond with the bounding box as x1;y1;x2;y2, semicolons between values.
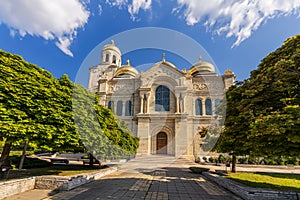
140;62;186;87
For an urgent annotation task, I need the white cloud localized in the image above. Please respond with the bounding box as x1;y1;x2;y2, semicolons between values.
106;0;152;20
128;0;152;20
0;0;90;56
175;0;300;47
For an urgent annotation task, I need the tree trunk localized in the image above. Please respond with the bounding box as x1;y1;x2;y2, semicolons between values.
19;140;29;170
231;154;236;173
0;140;12;166
89;153;93;166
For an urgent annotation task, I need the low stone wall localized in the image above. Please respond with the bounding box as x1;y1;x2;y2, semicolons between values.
202;172;300;200
0;177;36;199
35;167;117;191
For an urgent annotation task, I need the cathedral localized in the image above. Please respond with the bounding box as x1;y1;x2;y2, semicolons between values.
88;40;235;159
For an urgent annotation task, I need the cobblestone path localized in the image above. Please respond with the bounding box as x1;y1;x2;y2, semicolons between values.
43;156;240;200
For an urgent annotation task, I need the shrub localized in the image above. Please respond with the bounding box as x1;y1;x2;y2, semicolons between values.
218;154;226;164
238;157;247;164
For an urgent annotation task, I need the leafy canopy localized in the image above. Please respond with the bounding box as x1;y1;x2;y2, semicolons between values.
0;50;139;161
216;34;300;157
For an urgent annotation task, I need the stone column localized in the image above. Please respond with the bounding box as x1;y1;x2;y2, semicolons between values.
212;99;216;115
122;101;126;116
182;95;186;113
175;93;180;113
145;92;150;114
202;99;206;116
139;94;144;114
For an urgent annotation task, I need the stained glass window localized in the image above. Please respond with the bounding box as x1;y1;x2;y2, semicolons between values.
205;99;212;115
155;85;170;111
195;99;202;115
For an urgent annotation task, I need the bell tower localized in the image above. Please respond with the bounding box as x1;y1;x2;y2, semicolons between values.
101;40;122;67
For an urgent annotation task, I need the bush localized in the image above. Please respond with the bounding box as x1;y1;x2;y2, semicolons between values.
238;157;248;164
275;157;286;165
218;154;226;164
208;157;214;163
225;156;232;163
203;157;207;162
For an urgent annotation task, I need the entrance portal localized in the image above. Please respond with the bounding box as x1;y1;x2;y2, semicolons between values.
157;132;167;154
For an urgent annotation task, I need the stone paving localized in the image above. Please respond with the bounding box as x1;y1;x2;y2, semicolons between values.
5;155;241;200
5;155;300;200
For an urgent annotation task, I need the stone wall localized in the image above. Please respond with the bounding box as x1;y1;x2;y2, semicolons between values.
0;167;118;199
202;172;300;200
0;177;35;199
35;167;117;191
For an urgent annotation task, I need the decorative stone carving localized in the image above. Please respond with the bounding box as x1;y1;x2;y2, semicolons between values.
193;83;207;90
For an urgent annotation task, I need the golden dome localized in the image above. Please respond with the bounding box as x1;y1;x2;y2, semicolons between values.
102;40;121;55
114;60;138;78
224;69;234;75
189;56;215;76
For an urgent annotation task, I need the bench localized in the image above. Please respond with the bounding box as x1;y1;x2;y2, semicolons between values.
82;158;101;166
50;158;69;164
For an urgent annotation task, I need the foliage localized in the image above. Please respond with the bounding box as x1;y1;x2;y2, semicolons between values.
0;50;84;155
72;84;139;159
0;49;139;165
215;34;300;159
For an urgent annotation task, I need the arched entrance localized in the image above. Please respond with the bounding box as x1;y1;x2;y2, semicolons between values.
156;132;167;154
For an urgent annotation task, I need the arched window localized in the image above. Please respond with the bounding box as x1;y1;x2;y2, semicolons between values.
195;99;202;115
108;101;114;111
155;85;170;111
205;99;212;115
105;54;109;62
215;99;221;113
112;55;116;64
116;101;123;116
125;100;132;116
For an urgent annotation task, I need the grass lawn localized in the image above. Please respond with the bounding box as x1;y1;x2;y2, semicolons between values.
224;172;300;191
1;165;108;180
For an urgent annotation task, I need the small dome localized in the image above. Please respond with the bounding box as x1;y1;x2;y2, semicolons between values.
103;40;121;55
224;69;234;75
189;56;215;77
114;60;138;78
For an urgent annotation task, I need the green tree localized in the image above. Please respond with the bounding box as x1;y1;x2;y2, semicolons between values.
215;34;300;172
72;84;139;160
0;50;139;165
0;50;84;165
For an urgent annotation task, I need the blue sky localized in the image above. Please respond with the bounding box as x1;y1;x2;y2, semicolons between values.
0;0;300;86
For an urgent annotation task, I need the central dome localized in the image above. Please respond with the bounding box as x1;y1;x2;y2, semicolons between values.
115;60;138;78
189;56;215;77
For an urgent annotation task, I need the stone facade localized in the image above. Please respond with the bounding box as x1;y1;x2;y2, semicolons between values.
88;41;235;158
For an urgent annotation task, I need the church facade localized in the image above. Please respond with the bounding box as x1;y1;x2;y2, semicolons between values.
88;41;235;159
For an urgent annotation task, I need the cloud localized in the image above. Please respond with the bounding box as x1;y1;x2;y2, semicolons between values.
174;0;300;47
0;0;89;56
106;0;152;20
128;0;152;20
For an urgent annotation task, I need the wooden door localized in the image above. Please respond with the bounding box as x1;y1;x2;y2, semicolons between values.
156;132;167;154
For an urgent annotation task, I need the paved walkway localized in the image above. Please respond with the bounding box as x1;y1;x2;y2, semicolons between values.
5;155;240;200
